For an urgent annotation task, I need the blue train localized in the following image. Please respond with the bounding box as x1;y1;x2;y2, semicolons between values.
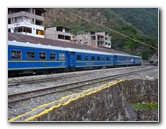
8;41;142;75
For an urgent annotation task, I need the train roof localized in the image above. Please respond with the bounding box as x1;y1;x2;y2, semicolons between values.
67;48;114;55
8;40;142;58
113;53;142;58
113;53;134;57
8;40;67;51
8;41;114;55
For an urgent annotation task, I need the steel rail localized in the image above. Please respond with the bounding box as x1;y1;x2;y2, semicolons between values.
8;67;154;105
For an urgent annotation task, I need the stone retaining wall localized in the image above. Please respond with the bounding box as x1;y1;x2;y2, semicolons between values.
31;79;158;121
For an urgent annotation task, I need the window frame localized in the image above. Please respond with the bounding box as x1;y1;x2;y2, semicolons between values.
97;56;100;61
85;55;89;61
11;50;22;60
26;51;35;60
102;56;105;61
77;55;82;61
59;53;65;61
50;52;56;60
92;56;95;61
39;51;46;60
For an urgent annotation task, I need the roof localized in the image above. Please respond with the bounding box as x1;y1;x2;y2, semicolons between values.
8;33;129;55
8;41;67;51
149;52;158;61
8;41;114;55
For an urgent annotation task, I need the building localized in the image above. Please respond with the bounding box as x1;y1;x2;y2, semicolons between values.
8;8;46;38
45;26;74;42
74;32;91;45
149;52;158;66
8;8;112;50
45;27;112;49
76;31;112;49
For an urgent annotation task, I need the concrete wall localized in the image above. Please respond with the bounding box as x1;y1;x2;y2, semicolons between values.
32;79;158;121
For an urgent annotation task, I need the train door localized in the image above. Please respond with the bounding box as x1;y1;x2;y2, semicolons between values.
70;52;75;67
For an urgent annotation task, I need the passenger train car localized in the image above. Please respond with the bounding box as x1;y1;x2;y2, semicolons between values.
8;41;142;75
8;41;69;74
67;48;115;70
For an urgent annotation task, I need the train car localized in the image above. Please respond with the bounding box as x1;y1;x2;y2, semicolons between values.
66;48;114;70
8;41;69;75
113;53;135;66
133;56;142;66
8;40;143;76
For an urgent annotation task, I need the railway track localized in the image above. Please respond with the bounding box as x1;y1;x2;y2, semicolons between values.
8;67;154;105
8;66;144;86
8;70;105;86
8;73;79;86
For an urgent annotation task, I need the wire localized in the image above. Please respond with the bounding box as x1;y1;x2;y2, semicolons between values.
68;11;158;51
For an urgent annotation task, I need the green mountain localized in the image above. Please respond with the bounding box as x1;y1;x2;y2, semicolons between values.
43;8;158;60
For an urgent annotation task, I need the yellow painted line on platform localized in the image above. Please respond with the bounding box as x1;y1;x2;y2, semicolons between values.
9;79;124;122
9;94;74;122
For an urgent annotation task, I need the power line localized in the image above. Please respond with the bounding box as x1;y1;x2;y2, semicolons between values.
68;11;158;51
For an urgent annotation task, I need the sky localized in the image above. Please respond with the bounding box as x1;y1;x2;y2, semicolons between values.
2;0;163;128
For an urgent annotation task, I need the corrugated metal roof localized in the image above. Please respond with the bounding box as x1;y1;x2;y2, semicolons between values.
8;33;129;55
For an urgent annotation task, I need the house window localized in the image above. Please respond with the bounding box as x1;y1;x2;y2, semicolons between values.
17;26;32;33
36;29;44;35
65;36;71;40
58;34;65;39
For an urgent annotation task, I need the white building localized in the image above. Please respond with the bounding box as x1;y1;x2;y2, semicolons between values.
8;8;46;38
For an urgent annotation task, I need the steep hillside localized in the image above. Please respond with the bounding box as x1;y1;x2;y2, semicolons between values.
112;8;158;37
42;8;158;60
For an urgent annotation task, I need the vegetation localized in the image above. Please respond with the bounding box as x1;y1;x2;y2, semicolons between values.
132;102;158;111
43;8;158;60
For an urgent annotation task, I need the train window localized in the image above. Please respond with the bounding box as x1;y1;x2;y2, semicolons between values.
85;55;88;61
131;58;134;61
39;52;46;60
50;52;56;60
26;51;35;59
11;50;22;59
106;57;109;61
92;56;95;61
77;55;81;61
97;56;100;61
118;57;122;61
59;53;65;61
102;56;105;61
